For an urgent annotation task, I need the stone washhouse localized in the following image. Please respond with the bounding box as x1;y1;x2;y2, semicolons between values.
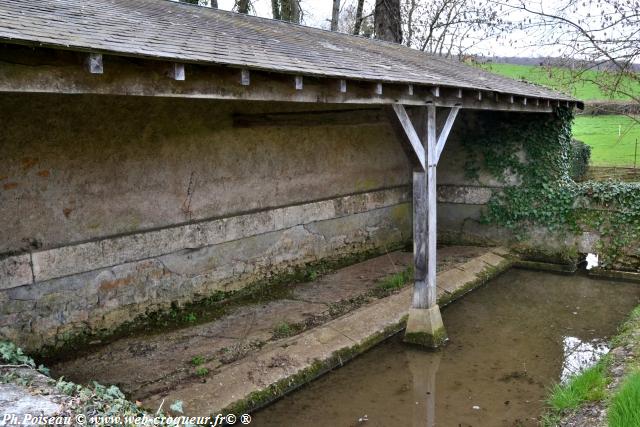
0;0;581;352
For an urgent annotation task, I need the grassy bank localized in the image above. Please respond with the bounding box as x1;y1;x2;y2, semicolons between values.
480;63;639;168
542;306;640;426
573;115;640;167
480;63;639;101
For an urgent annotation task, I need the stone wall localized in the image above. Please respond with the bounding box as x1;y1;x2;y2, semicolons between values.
436;110;640;270
0;94;412;351
436;110;514;245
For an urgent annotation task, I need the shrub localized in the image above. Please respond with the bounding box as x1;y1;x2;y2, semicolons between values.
570;139;591;181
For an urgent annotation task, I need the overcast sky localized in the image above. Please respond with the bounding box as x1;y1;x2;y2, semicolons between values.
214;0;566;57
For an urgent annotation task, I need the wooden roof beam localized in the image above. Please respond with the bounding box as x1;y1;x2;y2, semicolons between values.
0;46;564;112
240;69;250;86
86;53;103;74
167;63;185;81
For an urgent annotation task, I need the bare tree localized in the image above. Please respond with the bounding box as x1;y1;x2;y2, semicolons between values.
497;0;639;118
272;0;302;23
375;0;403;42
402;0;503;57
353;0;366;34
331;0;341;31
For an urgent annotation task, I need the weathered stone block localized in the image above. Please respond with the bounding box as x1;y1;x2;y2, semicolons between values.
404;306;447;348
31;188;408;283
438;185;494;205
578;232;600;253
0;254;32;290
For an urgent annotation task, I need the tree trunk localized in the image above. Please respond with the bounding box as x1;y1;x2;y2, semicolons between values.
211;0;218;7
331;0;340;31
291;0;301;23
271;0;280;20
374;0;402;43
353;0;365;35
280;0;300;23
236;0;249;14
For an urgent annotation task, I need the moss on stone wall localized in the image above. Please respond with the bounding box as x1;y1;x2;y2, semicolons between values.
37;243;409;363
462;107;640;271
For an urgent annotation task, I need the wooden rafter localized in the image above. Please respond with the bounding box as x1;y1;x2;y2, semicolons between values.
390;104;426;171
0;45;581;112
435;106;460;163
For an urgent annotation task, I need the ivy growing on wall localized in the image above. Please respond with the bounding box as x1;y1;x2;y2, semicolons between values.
462;107;640;270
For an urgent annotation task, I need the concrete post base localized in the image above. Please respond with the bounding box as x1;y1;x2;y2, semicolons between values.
403;306;447;348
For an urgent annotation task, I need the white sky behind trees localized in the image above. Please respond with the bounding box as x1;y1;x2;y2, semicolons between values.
212;0;581;58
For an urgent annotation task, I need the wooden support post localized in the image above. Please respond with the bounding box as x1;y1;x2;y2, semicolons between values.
408;84;414;96
425;104;438;309
375;82;383;95
295;75;303;90
430;86;440;97
412;169;428;308
523;97;527;106
404;103;452;348
86;53;103;74
477;91;482;101
457;89;463;99
339;79;347;93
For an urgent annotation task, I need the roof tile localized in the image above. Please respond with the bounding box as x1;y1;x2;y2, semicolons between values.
0;0;576;101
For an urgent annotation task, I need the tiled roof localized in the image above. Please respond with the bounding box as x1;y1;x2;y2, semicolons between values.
0;0;576;101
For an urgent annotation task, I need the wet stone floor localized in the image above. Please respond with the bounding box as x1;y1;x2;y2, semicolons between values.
50;246;487;402
252;269;640;427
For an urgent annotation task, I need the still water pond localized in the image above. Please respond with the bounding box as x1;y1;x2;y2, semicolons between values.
252;269;640;427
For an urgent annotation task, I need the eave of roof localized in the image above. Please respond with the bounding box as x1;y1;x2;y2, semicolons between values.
0;0;581;107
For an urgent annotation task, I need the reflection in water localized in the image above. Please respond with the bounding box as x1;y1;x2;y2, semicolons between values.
253;270;640;427
560;336;608;382
406;350;440;427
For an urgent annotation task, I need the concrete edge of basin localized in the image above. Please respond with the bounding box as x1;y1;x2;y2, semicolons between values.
513;259;578;274
514;260;640;284
588;268;640;283
215;248;514;417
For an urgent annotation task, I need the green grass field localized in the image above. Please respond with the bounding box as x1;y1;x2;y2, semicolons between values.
481;63;639;101
573;115;640;167
480;62;639;167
